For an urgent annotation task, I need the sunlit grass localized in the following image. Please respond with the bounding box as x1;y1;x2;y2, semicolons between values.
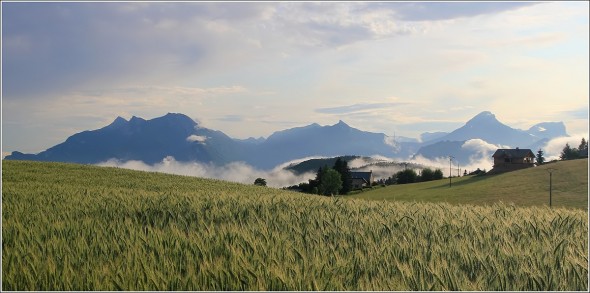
349;159;588;209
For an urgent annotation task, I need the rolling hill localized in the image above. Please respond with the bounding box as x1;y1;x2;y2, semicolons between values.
349;158;588;209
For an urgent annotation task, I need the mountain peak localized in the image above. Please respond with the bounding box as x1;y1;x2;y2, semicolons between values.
102;116;129;130
110;116;127;125
466;111;499;125
161;112;195;122
135;113;196;129
164;112;188;118
129;116;145;123
334;120;349;127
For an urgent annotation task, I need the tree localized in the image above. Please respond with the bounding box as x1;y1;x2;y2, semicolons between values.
396;169;417;184
313;165;329;195
419;168;435;182
384;174;397;185
333;157;352;194
536;149;545;165
579;138;588;152
319;169;342;196
560;143;579;160
254;178;267;186
433;169;444;180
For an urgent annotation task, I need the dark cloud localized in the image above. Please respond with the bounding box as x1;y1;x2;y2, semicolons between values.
315;102;408;114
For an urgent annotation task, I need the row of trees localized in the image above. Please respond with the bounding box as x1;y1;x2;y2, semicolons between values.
378;167;444;185
535;138;588;165
560;138;588;161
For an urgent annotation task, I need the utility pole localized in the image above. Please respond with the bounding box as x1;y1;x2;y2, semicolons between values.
546;168;556;207
449;156;454;187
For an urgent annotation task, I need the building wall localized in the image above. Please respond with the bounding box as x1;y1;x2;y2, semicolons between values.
493;156;535;166
490;158;535;174
351;178;365;190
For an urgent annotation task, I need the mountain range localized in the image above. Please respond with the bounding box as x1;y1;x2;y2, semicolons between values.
5;111;568;168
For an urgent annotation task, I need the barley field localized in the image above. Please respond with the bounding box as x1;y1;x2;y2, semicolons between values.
2;160;588;290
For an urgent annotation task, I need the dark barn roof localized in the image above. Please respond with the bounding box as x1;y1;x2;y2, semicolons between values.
492;148;534;158
350;171;373;183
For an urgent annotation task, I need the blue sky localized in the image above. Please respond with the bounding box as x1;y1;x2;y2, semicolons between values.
2;1;589;154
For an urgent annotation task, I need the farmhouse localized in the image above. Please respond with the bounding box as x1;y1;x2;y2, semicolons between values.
489;147;535;174
350;171;374;189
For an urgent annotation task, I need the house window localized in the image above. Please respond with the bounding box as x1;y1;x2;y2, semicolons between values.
504;158;511;163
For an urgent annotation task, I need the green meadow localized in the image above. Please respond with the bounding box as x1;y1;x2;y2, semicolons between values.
350;159;588;209
2;160;588;290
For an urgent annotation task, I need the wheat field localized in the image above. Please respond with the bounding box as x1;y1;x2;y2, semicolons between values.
2;160;588;290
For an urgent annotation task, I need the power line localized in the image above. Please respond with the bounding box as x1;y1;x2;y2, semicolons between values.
448;155;454;187
546;168;556;208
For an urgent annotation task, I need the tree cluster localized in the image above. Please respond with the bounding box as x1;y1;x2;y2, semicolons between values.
378;167;444;185
560;138;588;160
287;157;352;196
467;168;486;176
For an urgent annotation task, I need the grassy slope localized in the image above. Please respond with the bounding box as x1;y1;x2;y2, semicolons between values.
349;159;588;209
2;160;588;290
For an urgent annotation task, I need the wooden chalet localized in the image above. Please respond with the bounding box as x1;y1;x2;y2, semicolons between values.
489;147;535;174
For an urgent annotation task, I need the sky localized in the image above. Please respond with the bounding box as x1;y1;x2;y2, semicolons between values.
2;1;589;155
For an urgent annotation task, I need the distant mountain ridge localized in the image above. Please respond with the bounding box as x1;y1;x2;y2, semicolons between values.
421;111;566;146
7;113;245;165
6;111;568;168
245;120;408;169
414;111;567;164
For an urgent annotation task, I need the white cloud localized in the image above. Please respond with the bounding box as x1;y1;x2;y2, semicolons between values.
541;134;589;161
410;154;493;177
348;156;388;169
97;156;316;188
383;135;400;152
186;135;208;143
462;138;507;156
407;139;506;177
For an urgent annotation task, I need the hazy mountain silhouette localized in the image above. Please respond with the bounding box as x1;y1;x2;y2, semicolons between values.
244;120;418;169
6;113;244;165
414;111;568;165
6;111;567;169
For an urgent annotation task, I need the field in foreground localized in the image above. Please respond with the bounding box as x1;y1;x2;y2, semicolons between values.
350;159;588;209
2;160;588;290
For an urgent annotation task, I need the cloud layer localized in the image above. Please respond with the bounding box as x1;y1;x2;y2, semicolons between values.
97;156;316;188
94;130;586;190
